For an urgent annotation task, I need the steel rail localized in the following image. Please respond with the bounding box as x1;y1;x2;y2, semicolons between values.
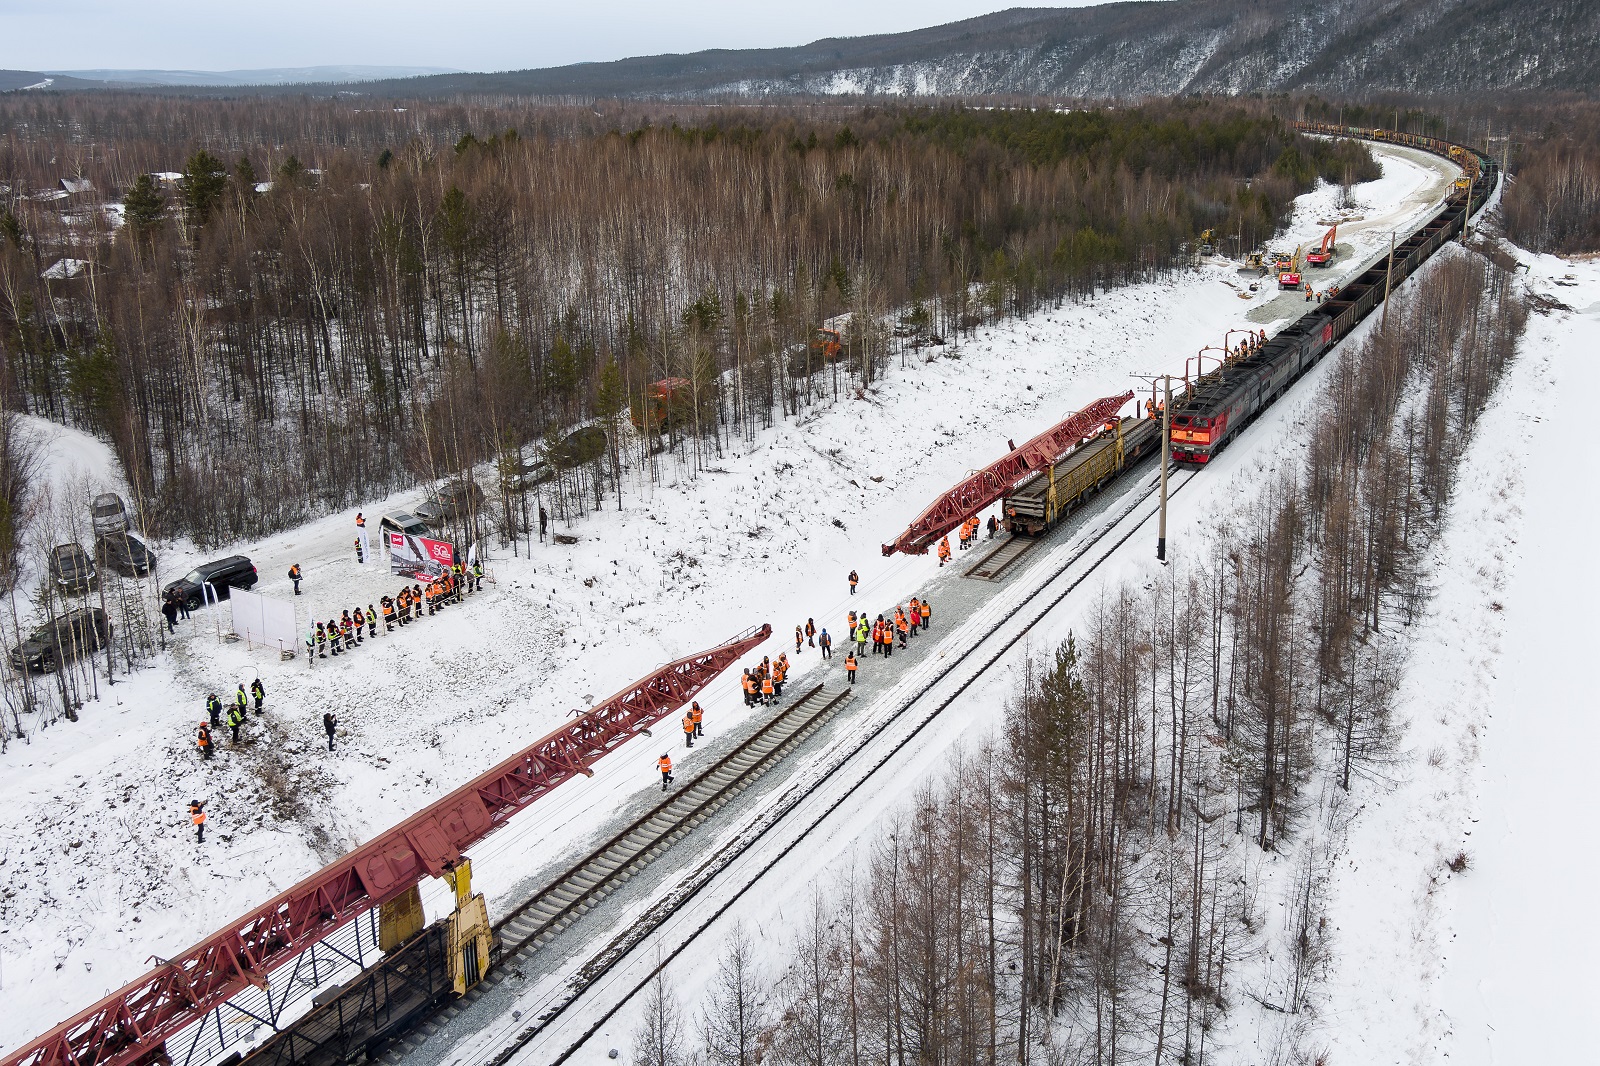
481;469;1197;1066
5;626;771;1066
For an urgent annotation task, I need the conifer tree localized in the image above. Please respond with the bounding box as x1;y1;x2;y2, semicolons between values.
179;148;227;225
122;174;165;238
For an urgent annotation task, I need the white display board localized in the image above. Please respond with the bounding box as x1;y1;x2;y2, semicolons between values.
229;588;298;655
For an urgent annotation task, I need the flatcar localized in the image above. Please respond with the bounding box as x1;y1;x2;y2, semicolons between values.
1003;416;1161;535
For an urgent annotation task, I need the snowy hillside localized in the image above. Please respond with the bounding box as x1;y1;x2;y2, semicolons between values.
0;144;1461;1059
342;0;1600;100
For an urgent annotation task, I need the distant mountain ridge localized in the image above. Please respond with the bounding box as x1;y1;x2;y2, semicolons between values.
46;65;461;86
0;65;458;92
298;0;1600;99
4;0;1593;100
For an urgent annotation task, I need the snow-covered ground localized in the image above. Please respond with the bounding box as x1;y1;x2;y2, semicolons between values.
0;144;1460;1059
1316;248;1600;1063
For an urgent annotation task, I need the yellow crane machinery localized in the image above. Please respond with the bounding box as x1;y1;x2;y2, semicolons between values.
1278;245;1303;290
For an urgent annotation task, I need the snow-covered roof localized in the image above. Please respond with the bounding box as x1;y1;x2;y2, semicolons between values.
254;181;274;194
60;178;94;195
151;171;182;184
41;257;90;280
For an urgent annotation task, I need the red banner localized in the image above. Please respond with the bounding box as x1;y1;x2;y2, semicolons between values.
389;533;454;579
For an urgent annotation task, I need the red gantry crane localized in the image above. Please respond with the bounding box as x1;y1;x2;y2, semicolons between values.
2;624;771;1066
882;392;1134;556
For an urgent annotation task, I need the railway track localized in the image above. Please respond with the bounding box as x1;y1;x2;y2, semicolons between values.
964;532;1036;579
445;467;1199;1066
378;684;852;1064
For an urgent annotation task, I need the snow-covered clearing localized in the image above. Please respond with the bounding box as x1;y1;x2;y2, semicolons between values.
1315;247;1600;1064
0;144;1458;1059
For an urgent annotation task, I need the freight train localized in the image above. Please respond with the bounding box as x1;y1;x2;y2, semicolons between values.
1002;125;1497;534
1167;125;1498;465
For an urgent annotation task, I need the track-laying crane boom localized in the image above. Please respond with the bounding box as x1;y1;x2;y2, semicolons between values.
882;392;1133;556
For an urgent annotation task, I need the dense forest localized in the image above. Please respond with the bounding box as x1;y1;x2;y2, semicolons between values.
0;95;1372;546
647;246;1528;1066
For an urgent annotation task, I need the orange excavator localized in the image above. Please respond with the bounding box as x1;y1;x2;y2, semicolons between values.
1306;225;1337;267
810;328;843;360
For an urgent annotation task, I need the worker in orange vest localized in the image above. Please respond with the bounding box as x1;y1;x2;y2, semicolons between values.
690;700;704;738
658;754;674;791
741;669;756;706
189;799;207;843
938;537;951;566
848;569;859;595
682;710;696;748
761;673;775;705
845;653;857;685
921;598;933;631
196;723;213;760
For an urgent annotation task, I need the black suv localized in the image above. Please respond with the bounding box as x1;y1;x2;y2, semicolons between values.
96;531;157;577
9;607;111;673
48;543;97;592
163;555;258;610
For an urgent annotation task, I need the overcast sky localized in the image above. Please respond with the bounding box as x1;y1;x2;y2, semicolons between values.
4;0;1113;73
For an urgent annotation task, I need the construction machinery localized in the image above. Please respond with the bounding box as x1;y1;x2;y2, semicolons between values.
810;328;843;360
630;378;692;433
882;392;1134;556
1198;228;1217;256
1306;225;1337;267
1277;246;1303;290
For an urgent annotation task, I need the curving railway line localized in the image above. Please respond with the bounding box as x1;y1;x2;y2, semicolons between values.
431;123;1499;1066
3;126;1499;1066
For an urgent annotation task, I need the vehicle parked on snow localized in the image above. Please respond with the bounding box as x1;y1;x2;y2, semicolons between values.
378;511;430;538
549;425;608;468
9;607;111;673
163;555;257;610
414;479;486;530
48;543;97;592
90;492;130;536
95;531;156;577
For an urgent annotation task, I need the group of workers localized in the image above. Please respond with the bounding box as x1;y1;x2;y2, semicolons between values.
195;678;267;759
937;515;998;565
304;561;483;662
660;574;942;790
741;654;791;706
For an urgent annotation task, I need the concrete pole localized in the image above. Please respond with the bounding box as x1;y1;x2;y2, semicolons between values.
1382;231;1396;331
1158;376;1171;563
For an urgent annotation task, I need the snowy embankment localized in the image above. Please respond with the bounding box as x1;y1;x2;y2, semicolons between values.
0;145;1453;1056
1316;248;1600;1064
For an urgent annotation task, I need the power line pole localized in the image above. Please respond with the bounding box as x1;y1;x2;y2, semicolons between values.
1382;231;1396;330
1159;376;1172;562
1131;374;1179;562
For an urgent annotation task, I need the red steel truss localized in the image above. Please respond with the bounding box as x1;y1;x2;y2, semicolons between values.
4;624;770;1066
882;392;1134;556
